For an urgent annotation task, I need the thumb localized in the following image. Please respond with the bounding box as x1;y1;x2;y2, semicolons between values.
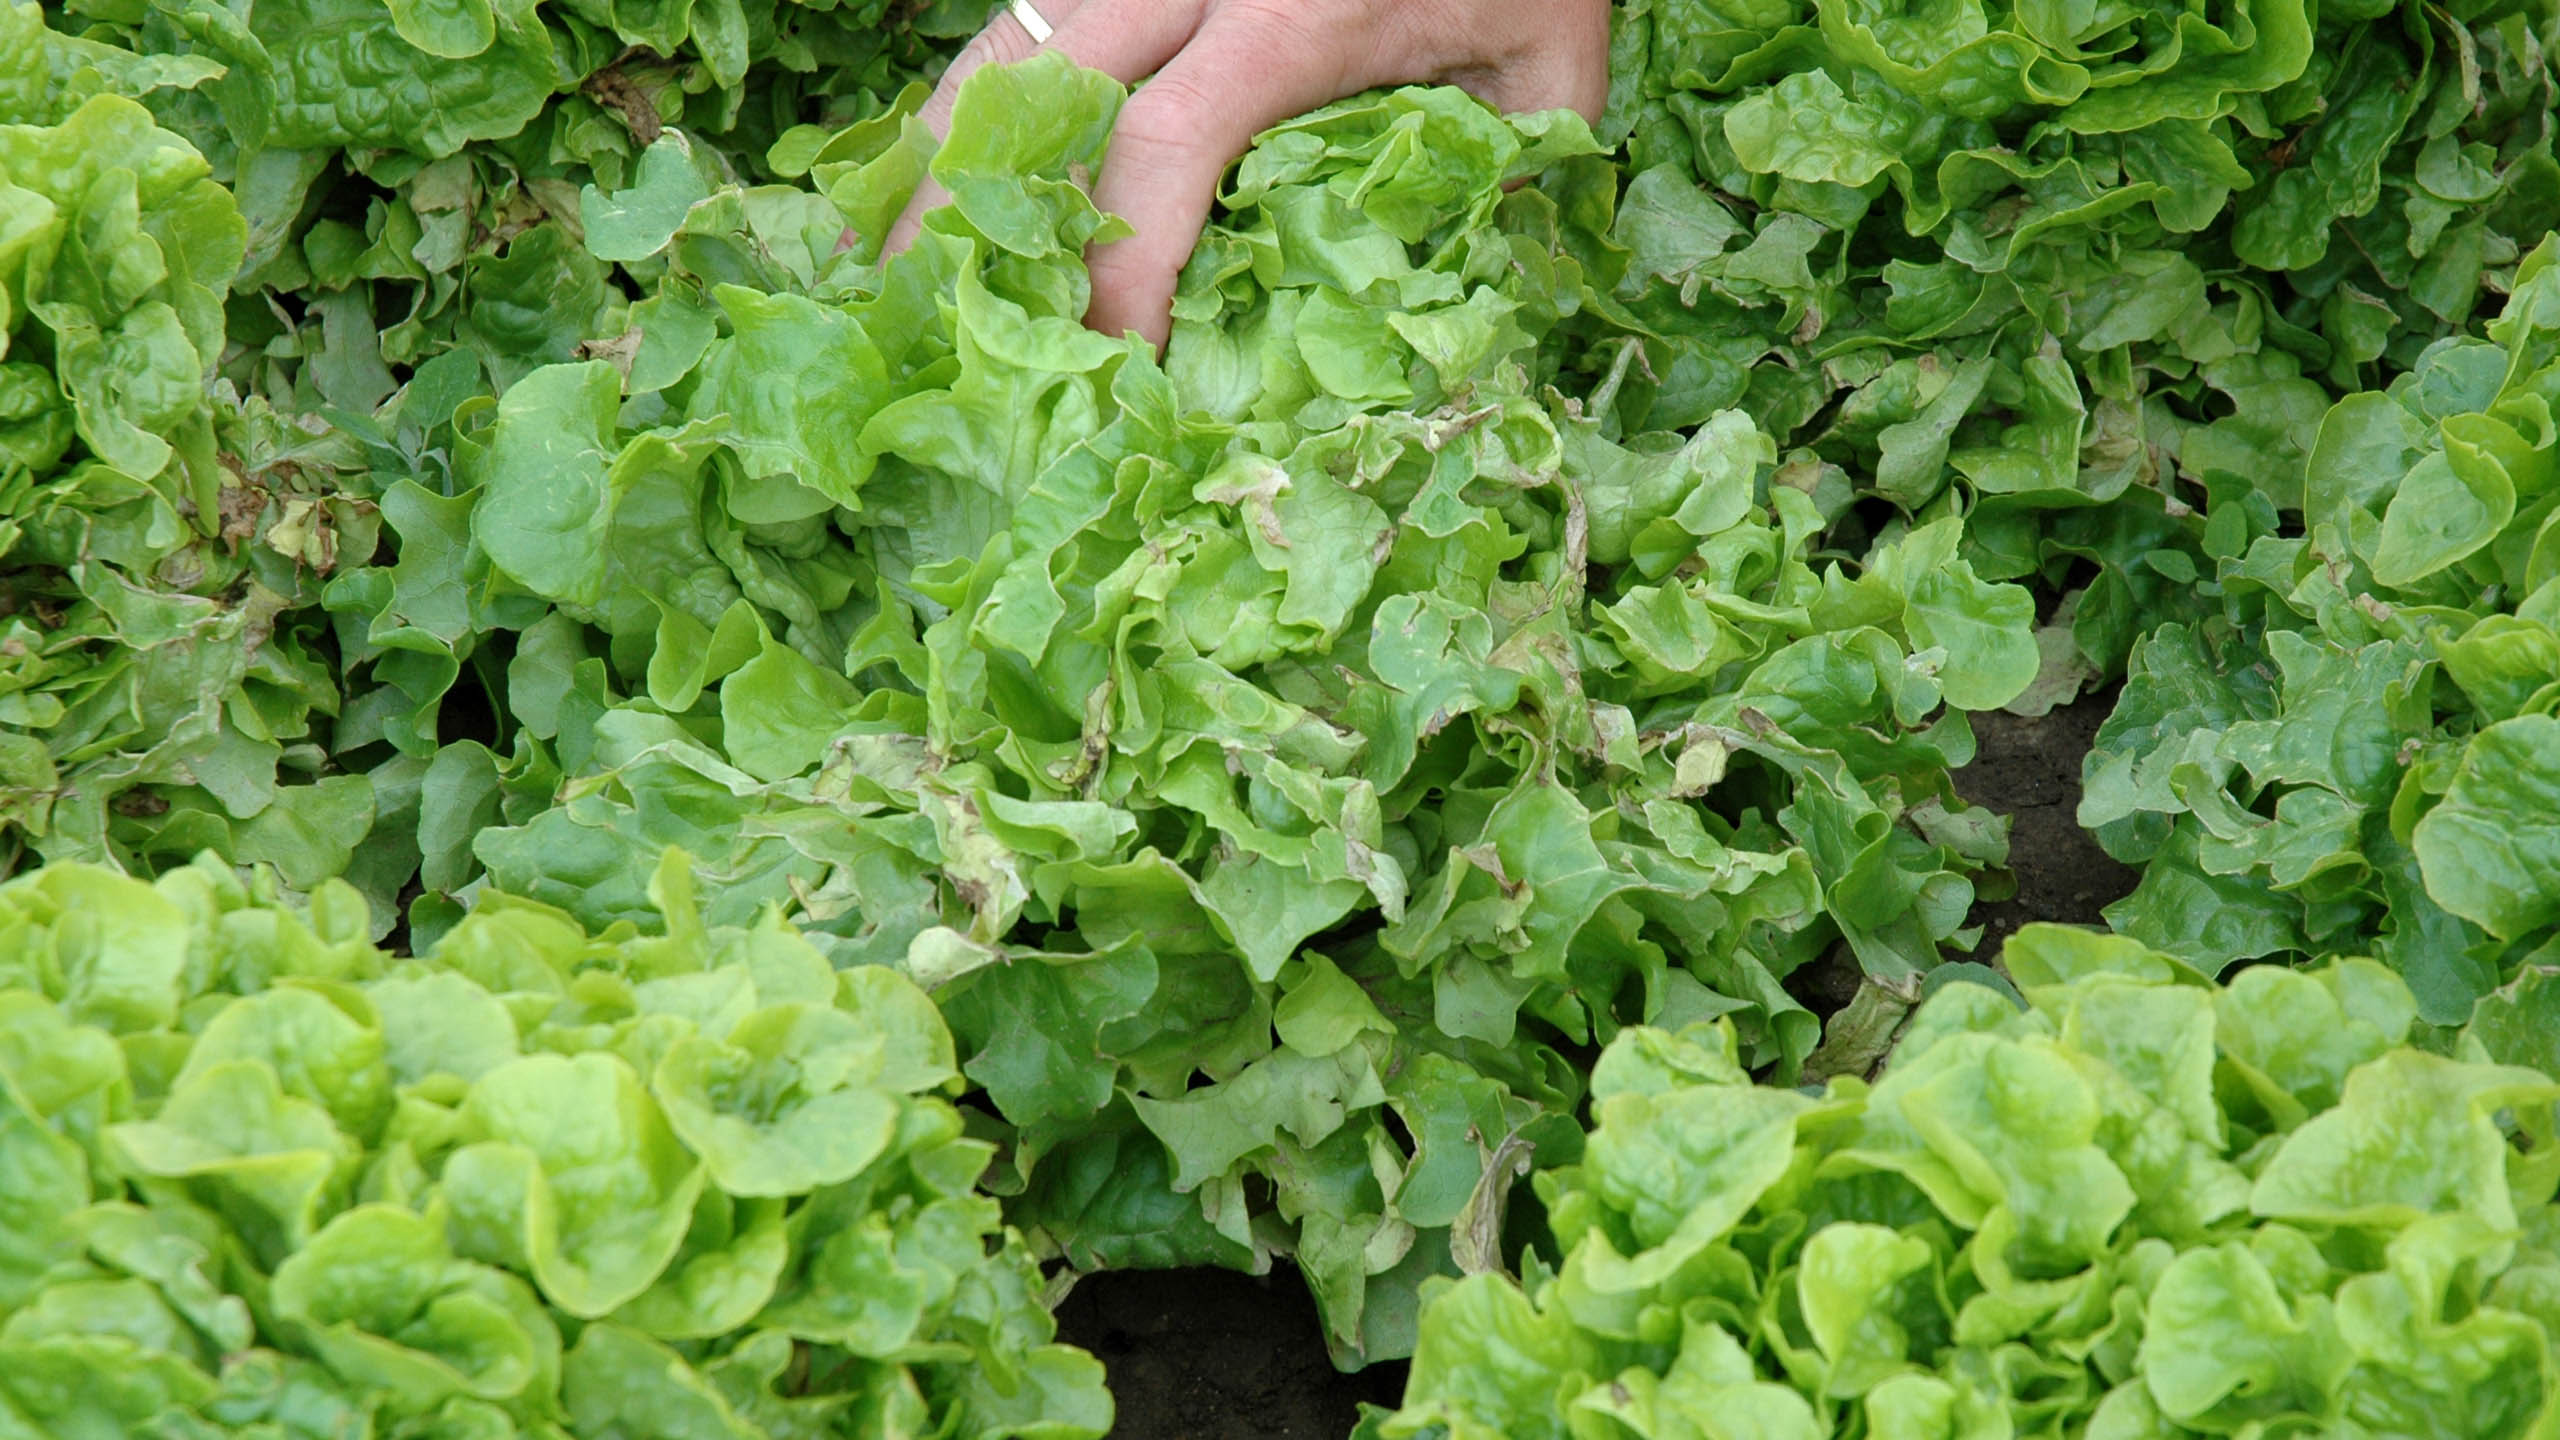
884;0;1203;257
1081;7;1358;350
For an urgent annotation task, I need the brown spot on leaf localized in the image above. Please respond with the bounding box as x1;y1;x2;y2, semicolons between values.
578;328;645;381
216;479;269;550
583;58;664;146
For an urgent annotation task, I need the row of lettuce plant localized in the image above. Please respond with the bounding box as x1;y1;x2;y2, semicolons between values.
3;0;2559;1426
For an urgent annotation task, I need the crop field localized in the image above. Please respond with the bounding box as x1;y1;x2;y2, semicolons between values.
4;0;2560;1434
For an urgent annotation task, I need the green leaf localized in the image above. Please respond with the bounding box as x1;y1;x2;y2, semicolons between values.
1576;1080;1816;1287
3;867;190;1032
937;940;1157;1132
2371;450;2514;589
247;0;555;155
1274;954;1396;1057
650;1004;904;1196
2250;1051;2560;1232
367;970;519;1087
688;287;891;507
611;1191;789;1340
444;1053;707;1317
1796;1221;1936;1397
172;983;391;1144
106;1059;355;1265
581;133;710;264
1395;1274;1594;1440
2412;717;2560;941
271;1204;553;1409
382;0;494;59
0;1078;89;1308
473;362;625;606
561;1322;761;1438
716;630;863;783
1131;1046;1385;1194
2138;1242;2348;1426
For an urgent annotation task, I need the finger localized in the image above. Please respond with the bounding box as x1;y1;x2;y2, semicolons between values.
1445;5;1613;124
884;0;1079;256
884;0;1204;255
1084;5;1369;349
922;0;1088;146
1038;0;1207;88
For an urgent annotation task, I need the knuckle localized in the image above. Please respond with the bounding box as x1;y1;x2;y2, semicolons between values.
1223;0;1326;47
959;16;1036;68
1087;238;1173;291
1209;1;1361;99
1375;0;1469;64
1113;75;1224;153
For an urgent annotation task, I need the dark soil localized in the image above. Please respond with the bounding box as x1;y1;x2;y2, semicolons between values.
1953;691;2143;948
1055;1267;1406;1440
1065;692;2136;1440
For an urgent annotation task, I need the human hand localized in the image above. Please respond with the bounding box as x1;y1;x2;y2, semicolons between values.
882;0;1612;351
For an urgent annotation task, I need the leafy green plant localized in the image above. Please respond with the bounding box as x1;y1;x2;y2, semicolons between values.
1598;0;2558;685
2083;237;2560;1025
0;4;411;887
7;0;2560;1417
421;53;2050;1364
0;850;1107;1437
1368;927;2560;1437
0;0;999;911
